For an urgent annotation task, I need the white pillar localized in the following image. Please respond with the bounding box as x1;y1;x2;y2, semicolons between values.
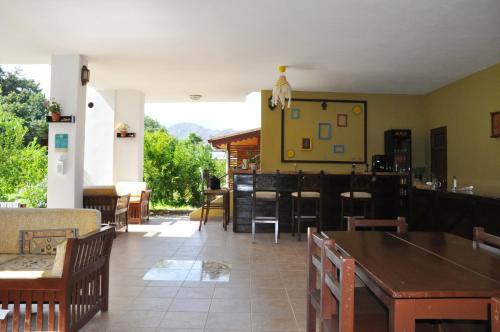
47;54;87;208
113;91;145;183
84;88;115;186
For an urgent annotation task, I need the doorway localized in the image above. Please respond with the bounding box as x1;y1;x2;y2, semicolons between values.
430;126;447;188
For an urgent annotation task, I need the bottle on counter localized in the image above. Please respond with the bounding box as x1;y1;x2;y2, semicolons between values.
452;176;457;191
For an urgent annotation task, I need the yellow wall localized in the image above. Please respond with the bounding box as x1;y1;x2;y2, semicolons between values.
261;90;426;173
423;62;500;192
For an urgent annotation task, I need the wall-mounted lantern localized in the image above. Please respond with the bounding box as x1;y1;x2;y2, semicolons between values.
81;65;90;86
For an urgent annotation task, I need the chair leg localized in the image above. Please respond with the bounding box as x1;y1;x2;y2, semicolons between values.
291;198;295;237
275;221;279;244
204;196;211;225
199;204;205;231
297;198;302;241
252;220;256;242
340;199;344;230
492;297;500;332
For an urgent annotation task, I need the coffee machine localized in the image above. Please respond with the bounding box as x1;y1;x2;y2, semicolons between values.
372;155;392;172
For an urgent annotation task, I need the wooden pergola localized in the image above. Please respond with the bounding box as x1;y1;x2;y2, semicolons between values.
208;128;260;187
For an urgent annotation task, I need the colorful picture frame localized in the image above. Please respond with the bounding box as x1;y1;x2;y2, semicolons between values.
55;133;68;152
301;137;312;151
291;108;300;120
318;123;332;140
491;111;500;138
337;114;348;127
333;144;345;154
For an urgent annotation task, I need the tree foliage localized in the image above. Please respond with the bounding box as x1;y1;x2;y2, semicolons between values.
144;115;165;132
144;129;225;207
0;107;47;206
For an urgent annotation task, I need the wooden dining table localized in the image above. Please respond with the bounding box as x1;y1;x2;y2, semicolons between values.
321;231;500;332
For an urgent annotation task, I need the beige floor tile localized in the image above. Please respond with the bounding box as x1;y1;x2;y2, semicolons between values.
252;311;299;331
213;287;251;299
132;297;173;311
159;312;207;329
251;297;294;313
176;287;214;299
168;298;211;312
108;310;166;328
205;312;252;330
139;286;179;298
210;298;251;312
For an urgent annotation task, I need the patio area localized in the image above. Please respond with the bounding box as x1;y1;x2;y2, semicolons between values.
82;216;308;332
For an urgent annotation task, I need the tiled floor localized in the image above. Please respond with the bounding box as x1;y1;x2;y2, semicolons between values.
82;215;308;332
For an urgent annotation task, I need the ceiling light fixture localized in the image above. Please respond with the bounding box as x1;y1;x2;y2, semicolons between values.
271;65;292;110
189;94;202;101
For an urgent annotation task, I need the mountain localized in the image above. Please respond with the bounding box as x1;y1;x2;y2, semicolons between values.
167;122;236;141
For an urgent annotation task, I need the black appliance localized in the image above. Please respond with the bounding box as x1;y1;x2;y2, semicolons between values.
372;155;391;172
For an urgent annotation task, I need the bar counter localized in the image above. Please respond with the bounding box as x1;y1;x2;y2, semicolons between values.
409;187;500;238
231;170;402;233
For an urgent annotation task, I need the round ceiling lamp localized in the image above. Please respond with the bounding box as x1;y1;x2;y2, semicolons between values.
189;94;202;101
271;66;292;110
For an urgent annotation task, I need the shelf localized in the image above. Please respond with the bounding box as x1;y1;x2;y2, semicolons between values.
46;115;75;123
116;132;136;138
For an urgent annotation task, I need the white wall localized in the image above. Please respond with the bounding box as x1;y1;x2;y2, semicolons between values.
47;54;87;208
84;87;115;186
114;91;145;183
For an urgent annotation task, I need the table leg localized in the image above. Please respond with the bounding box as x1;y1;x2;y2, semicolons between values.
390;299;415;332
493;297;500;332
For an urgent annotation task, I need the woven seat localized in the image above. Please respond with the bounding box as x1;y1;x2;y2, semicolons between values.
252;191;278;200
204;188;229;195
251;170;281;243
291;191;320;198
340;191;372;199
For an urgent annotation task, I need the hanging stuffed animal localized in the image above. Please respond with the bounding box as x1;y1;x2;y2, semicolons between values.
271;66;292;110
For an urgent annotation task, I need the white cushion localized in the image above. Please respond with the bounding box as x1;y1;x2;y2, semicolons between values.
252;191;278;200
341;191;372;199
51;241;67;277
291;191;320;198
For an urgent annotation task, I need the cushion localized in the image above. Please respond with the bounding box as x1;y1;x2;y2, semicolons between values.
291;191;320;198
115;181;147;196
341;191;372;199
83;186;118;197
0;254;55;279
20;228;77;255
51;241;67;277
252;191;279;200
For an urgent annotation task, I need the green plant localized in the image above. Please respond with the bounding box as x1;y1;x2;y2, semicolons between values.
43;98;61;114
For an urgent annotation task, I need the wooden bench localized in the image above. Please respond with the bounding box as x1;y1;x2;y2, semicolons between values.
0;226;115;332
83;187;130;232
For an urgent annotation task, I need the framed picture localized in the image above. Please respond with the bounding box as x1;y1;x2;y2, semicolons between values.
55;133;69;152
301;137;312;151
291;108;300;120
491;111;500;138
337;114;348;127
318;123;332;140
333;144;345;154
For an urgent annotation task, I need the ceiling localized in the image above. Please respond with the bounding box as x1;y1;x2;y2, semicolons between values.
1;0;499;102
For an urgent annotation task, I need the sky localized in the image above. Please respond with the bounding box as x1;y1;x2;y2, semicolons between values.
1;64;261;131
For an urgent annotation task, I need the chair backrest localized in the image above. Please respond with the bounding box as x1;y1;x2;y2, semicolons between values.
201;169;210;191
307;227;325;294
252;170;280;192
473;227;500;255
322;239;355;332
492;297;499;332
298;170;323;193
347;216;408;233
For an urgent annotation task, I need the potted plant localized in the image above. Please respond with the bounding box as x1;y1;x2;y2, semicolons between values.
115;122;130;137
44;99;61;122
248;153;260;171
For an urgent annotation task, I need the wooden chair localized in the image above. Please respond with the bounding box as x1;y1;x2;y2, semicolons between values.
347;216;408;233
83;187;130;233
492;297;500;332
340;169;375;230
307;227;326;332
473;227;500;255
321;240;387;332
251;170;280;243
199;170;230;231
292;171;323;241
128;189;151;224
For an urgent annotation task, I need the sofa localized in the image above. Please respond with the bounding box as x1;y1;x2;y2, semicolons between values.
116;182;151;224
83;186;130;232
0;208;114;331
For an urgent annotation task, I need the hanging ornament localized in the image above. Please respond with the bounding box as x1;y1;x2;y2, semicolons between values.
271;66;292;110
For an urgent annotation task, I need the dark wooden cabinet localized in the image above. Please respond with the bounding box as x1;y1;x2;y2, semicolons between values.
232;172;401;233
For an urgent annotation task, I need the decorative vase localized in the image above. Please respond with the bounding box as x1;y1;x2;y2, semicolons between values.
120;129;127;137
249;163;257;171
51;112;60;122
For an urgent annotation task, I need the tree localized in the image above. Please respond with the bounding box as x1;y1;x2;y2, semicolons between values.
144;115;165;132
0;107;47;206
0;67;48;145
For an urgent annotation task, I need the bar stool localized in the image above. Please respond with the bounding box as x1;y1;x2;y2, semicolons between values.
291;170;323;241
340;167;374;230
251;170;280;243
199;170;230;231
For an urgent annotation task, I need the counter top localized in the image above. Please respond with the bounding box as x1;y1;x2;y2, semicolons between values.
413;187;500;200
230;169;403;176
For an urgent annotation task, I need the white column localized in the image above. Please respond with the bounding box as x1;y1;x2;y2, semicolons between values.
84;88;115;186
47;54;87;208
113;91;145;183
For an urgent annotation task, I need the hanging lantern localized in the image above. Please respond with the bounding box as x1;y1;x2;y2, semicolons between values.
271;66;292;110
